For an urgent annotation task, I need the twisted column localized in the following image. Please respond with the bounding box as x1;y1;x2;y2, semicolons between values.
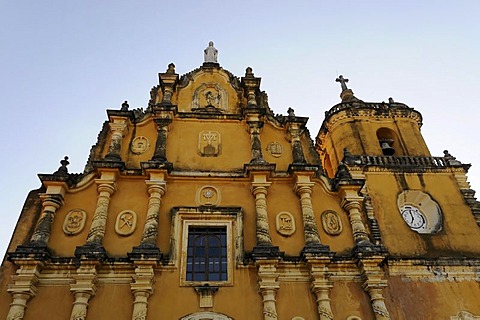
105;121;128;161
140;181;166;246
85;179;116;245
294;183;323;247
342;198;371;245
252;183;273;246
288;123;306;164
29;194;63;246
249;122;266;164
151;119;171;163
257;262;280;320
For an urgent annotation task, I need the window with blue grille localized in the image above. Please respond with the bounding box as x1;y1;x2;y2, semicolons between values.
186;226;228;282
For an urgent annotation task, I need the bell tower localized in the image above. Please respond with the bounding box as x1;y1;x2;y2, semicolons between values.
316;76;430;177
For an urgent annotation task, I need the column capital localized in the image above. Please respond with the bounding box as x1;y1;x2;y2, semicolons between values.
294;182;315;196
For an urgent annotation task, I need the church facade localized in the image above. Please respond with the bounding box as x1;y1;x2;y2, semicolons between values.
2;43;480;320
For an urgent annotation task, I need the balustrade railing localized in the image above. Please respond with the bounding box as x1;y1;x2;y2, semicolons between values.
344;155;452;168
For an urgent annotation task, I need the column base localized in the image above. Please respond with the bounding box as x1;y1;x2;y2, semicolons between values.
8;242;51;262
353;241;388;256
301;243;332;259
128;243;162;262
74;243;108;261
252;244;283;260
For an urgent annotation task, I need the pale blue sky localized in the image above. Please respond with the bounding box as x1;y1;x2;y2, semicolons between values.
1;1;479;257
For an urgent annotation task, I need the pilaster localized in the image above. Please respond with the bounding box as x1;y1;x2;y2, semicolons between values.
256;260;280;320
151;118;172;164
130;261;156;320
129;170;167;261
69;262;99;320
105;111;132;161
339;186;373;248
75;170;117;259
285;108;308;165
248;172;280;259
357;256;391;320
6;261;43;320
307;258;334;320
293;173;330;256
158;63;179;106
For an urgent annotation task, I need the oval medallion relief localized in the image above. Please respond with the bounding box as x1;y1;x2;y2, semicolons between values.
63;209;87;235
115;210;137;236
321;210;342;236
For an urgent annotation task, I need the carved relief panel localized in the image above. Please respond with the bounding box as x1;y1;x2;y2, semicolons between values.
276;211;295;236
196;185;221;206
451;311;480;319
63;209;87;235
115;210;137;236
131;136;150;154
321;210;342;236
198;131;221;157
266;141;284;158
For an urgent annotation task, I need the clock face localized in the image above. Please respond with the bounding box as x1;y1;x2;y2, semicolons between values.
400;205;426;230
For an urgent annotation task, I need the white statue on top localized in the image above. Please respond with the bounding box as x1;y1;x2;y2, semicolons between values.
204;41;218;63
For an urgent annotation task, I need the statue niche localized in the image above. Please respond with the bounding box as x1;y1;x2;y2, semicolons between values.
190;83;228;112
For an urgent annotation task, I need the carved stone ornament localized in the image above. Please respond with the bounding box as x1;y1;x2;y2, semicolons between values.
196;185;221;206
321;210;343;236
198;131;221;157
131;136;150;154
181;312;232;320
451;311;480;320
346;317;362;320
115;210;137;236
63;209;87;235
191;83;228;111
266;141;284;158
276;211;296;236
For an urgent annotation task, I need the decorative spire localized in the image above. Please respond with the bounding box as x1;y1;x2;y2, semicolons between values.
204;41;218;63
53;156;69;176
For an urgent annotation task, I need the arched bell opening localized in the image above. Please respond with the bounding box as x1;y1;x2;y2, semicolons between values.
376;127;402;156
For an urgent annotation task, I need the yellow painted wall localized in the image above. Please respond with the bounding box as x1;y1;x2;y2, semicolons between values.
23;285;73;320
386;277;480;319
367;172;480;256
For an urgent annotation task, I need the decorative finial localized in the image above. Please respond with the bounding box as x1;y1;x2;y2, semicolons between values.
245;67;254;77
121;101;129;111
54;156;69;176
388;97;394;104
335;75;349;92
166;63;175;74
204;41;218;63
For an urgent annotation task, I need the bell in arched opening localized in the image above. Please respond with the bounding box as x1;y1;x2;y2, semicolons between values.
379;139;395;156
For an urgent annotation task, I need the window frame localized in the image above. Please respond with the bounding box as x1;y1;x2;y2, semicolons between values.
169;207;243;287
